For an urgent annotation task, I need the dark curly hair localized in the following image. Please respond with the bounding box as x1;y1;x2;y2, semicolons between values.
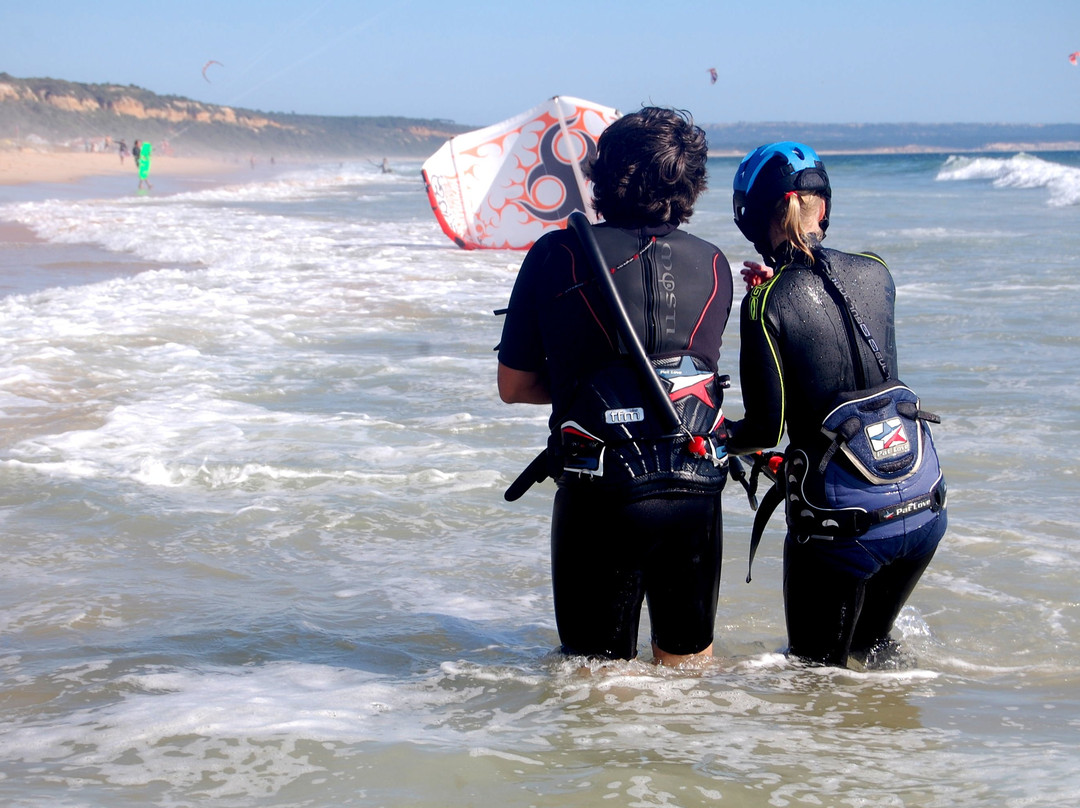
588;107;709;227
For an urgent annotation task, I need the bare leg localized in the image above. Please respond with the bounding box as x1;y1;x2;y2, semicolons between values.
653;642;713;667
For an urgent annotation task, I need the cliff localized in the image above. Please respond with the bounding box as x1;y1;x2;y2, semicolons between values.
0;74;470;158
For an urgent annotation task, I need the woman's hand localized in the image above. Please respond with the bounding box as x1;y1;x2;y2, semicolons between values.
740;261;773;292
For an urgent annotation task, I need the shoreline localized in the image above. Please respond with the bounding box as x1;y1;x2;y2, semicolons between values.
0;149;249;187
6;141;1079;190
0;151;272;298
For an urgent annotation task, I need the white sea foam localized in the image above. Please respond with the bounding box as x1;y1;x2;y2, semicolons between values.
0;654;973;804
936;152;1080;206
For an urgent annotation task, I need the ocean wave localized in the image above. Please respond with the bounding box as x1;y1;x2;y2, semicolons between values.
936;153;1080;206
170;158;424;204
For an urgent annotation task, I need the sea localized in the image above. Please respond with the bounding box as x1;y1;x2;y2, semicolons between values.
0;149;1078;808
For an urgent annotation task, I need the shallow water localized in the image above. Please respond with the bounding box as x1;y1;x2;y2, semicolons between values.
0;152;1077;807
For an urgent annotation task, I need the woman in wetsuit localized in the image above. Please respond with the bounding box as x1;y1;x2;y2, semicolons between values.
726;142;947;668
497;108;734;665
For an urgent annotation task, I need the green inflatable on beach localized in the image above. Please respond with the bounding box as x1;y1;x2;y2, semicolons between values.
138;143;152;181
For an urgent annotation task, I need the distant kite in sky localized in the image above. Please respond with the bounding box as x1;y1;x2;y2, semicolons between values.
202;60;224;82
1070;51;1079;66
708;67;718;84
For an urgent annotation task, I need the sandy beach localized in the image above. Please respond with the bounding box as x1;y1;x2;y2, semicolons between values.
0;148;246;186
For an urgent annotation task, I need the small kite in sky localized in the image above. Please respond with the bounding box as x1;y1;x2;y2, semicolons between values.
1070;51;1079;66
708;67;718;84
202;60;224;82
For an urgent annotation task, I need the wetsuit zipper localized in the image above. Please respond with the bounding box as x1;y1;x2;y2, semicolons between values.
641;234;658;352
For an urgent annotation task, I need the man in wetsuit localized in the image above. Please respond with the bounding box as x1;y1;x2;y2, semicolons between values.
727;142;947;668
497;107;734;665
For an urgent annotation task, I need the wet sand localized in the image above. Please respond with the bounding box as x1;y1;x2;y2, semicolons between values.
0;218;167;297
0;152;255;296
0;149;244;186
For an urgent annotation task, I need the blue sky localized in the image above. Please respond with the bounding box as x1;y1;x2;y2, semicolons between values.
3;0;1078;127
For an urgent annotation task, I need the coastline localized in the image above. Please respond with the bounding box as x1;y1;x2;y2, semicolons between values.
5;141;1077;189
0;151;258;297
8;140;1079;189
0;149;248;187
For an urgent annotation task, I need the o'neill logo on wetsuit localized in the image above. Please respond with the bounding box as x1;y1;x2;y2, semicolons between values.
866;417;909;460
605;408;645;424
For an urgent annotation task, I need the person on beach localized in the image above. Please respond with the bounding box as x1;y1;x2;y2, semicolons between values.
132;140;141;166
118;139;128;165
497;107;734;664
725;142;947;668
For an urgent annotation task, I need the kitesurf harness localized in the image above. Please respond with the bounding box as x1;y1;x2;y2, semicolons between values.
743;252;945;581
505;212;731;501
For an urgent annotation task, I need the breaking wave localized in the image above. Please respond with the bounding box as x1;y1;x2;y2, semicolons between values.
936;152;1080;206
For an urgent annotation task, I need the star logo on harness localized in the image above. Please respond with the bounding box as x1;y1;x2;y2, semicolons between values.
867;419;907;451
664;356;715;408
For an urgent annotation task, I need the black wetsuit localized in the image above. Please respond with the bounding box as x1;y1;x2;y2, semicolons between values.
727;244;946;667
499;222;734;659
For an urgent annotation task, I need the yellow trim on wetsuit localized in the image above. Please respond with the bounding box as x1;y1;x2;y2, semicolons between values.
744;251;884;453
855;251;888;269
746;268;787;449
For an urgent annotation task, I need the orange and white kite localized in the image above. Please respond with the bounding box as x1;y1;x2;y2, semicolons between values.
421;96;620;250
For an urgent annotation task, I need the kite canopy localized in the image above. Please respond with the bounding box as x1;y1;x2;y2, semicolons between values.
421;96;621;250
1070;51;1079;66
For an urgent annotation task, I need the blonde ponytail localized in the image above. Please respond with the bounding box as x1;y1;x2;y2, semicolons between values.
773;192;824;264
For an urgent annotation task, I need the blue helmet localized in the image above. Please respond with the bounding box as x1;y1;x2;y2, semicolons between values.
732;141;831;259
